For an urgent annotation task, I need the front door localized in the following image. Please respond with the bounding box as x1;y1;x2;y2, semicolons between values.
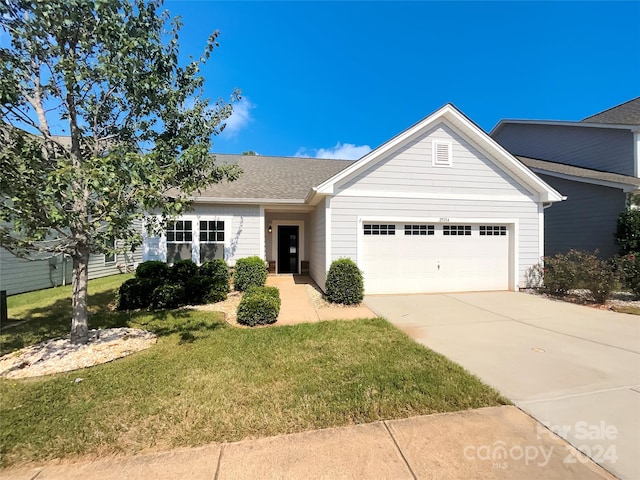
277;225;299;274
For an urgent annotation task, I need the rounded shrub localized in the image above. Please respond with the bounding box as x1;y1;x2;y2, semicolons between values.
135;261;169;281
116;277;161;310
200;259;230;302
184;276;214;305
325;258;364;305
234;256;267;292
150;284;186;310
236;286;281;326
170;259;199;285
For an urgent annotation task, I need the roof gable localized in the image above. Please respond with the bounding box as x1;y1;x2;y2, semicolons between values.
312;104;563;203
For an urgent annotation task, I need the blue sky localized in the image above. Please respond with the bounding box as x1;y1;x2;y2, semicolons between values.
167;1;638;159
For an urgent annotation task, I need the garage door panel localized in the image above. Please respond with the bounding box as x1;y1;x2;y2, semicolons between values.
361;223;509;294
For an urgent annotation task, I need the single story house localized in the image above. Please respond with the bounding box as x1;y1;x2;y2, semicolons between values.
491;97;640;258
144;104;563;294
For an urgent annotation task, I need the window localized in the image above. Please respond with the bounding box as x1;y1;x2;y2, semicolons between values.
443;225;471;236
480;225;507;236
363;224;395;235
166;220;193;262
404;225;434;236
104;237;116;264
199;220;225;262
432;141;452;167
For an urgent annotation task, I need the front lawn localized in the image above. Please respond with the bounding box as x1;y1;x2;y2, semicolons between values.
0;276;507;467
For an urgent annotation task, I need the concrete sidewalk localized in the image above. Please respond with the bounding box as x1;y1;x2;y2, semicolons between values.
1;406;615;480
266;275;377;324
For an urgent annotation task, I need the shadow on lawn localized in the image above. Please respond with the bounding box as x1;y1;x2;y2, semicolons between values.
1;287;225;354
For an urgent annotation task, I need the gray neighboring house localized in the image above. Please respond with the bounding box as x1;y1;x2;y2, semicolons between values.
144;104;563;294
491;97;640;258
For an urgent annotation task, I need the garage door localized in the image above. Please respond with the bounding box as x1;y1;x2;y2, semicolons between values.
360;222;510;294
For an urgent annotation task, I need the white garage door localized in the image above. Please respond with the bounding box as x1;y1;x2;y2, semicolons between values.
360;223;510;294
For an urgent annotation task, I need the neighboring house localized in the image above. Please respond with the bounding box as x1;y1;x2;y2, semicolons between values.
491;97;640;258
0;235;142;296
144;104;562;294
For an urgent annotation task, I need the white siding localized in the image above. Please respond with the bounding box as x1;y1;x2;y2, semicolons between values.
330;196;539;289
338;122;534;198
144;204;261;266
309;198;327;290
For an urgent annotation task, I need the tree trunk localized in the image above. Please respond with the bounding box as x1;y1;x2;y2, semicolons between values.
70;248;90;344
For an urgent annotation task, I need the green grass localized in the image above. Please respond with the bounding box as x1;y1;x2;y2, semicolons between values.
611;305;640;315
0;276;508;467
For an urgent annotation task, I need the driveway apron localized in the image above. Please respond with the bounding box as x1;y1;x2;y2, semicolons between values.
365;292;640;480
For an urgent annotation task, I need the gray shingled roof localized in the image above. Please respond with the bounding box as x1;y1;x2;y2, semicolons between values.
517;156;640;188
195;154;353;201
581;97;640;125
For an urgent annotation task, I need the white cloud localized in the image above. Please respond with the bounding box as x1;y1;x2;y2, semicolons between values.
222;98;254;137
295;142;371;160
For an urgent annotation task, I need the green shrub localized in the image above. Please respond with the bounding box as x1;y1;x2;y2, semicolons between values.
150;284;186;310
581;256;617;304
135;261;169;281
616;209;640;255
234;256;267;292
236;286;281;326
184;276;214;305
200;259;230;301
115;277;161;310
543;250;617;303
325;258;364;305
618;253;640;297
170;259;199;284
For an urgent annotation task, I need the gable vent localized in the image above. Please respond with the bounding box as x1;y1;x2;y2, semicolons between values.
433;141;452;167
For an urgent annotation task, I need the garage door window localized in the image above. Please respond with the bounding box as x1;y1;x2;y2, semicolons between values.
363;224;395;235
443;225;471;236
480;226;507;236
404;225;434;236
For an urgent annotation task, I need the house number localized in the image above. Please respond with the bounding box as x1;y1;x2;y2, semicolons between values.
439;218;450;222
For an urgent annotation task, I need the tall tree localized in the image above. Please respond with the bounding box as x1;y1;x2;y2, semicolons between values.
0;0;241;344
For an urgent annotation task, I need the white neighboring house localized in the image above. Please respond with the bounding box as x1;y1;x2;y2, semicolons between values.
0;229;143;296
143;104;563;294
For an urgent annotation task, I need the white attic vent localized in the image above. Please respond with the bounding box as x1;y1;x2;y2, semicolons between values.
432;141;452;167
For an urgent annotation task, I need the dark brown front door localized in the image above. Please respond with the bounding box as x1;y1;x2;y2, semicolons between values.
277;225;299;273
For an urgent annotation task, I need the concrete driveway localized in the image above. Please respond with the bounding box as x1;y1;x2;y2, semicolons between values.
365;292;640;480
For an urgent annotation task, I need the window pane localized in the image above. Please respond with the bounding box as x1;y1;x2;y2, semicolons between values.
176;232;183;241
176;221;183;230
200;232;207;241
217;221;224;231
217;232;224;242
185;232;192;241
185;221;192;230
200;220;207;230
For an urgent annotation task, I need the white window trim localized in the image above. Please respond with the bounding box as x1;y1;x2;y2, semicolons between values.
162;214;232;265
104;238;117;265
432;141;453;167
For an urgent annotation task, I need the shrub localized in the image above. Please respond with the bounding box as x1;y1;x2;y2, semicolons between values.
170;259;199;285
616;209;640;255
150;284;186;310
581;256;617;304
116;277;162;310
184;276;214;305
200;259;230;302
236;286;281;326
618;253;640;297
325;258;364;305
543;250;617;303
234;256;267;291
135;261;169;281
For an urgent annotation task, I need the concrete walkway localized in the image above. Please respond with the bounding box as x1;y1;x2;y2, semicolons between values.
365;292;640;480
266;274;377;324
2;406;615;480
